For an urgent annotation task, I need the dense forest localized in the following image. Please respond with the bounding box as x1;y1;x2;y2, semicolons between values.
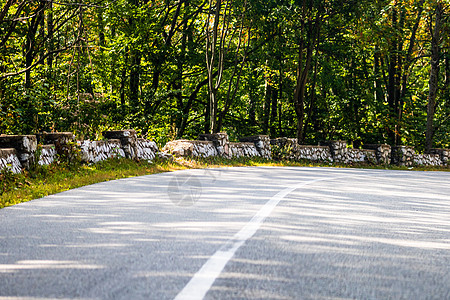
0;0;449;151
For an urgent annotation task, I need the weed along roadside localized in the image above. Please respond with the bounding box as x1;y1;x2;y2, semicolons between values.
0;130;448;208
0;158;183;208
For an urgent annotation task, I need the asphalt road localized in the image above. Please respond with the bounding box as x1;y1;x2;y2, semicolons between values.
0;167;449;300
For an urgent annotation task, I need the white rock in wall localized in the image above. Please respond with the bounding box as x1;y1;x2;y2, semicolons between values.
192;141;218;158
198;133;230;157
413;154;442;166
163;140;195;157
0;135;37;169
79;140;125;163
229;143;241;158
392;146;415;166
163;140;218;158
0;149;22;174
293;146;332;162
246;144;260;157
348;149;366;163
362;144;391;164
108;140;125;158
38;145;57;166
138;148;156;161
229;143;259;158
79;140;93;162
377;145;391;164
240;135;271;159
137;139;158;161
430;148;449;165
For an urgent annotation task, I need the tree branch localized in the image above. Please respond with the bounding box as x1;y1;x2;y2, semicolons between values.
0;41;79;80
40;0;118;9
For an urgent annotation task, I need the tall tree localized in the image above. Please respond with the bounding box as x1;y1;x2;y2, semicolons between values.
425;1;447;152
205;0;233;133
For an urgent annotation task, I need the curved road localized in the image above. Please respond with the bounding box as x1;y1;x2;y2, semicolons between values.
0;167;449;299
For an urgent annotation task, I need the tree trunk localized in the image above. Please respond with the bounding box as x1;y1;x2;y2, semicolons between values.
25;3;45;88
175;19;188;136
97;9;105;49
47;2;54;71
269;84;278;137
120;48;128;111
278;60;283;136
425;3;443;152
303;56;318;142
0;0;14;25
216;0;248;132
374;46;385;105
204;95;211;134
387;4;401;145
205;0;222;133
209;90;218;133
205;0;231;133
385;0;424;146
262;74;272;135
129;51;141;111
178;76;211;138
110;25;116;95
293;4;321;144
293;41;312;144
248;70;258;127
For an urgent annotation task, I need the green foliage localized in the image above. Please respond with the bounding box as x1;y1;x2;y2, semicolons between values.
54;140;83;170
0;0;448;149
270;144;293;161
0;168;25;195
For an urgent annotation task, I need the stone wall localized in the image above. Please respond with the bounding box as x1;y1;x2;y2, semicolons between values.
134;132;449;167
0;148;22;174
0;143;57;173
391;146;447;167
39;132;74;151
229;142;260;158
79;139;125;163
79;132;159;163
239;135;271;159
271;137;333;162
430;148;449;165
347;148;377;164
163;140;195;157
163;133;269;159
272;138;377;164
320;141;348;163
293;145;332;162
199;133;229;157
137;139;159;161
0;130;160;173
414;153;442;166
0;130;448;174
103;130;138;160
38;145;57;166
391;146;415;167
163;140;219;158
0;135;37;169
362;144;391;164
78;130;159;163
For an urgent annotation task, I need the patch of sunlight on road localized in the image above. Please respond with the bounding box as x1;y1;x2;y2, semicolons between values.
0;260;104;273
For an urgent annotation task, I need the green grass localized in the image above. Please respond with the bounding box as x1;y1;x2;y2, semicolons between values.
1;156;448;209
0;158;186;208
